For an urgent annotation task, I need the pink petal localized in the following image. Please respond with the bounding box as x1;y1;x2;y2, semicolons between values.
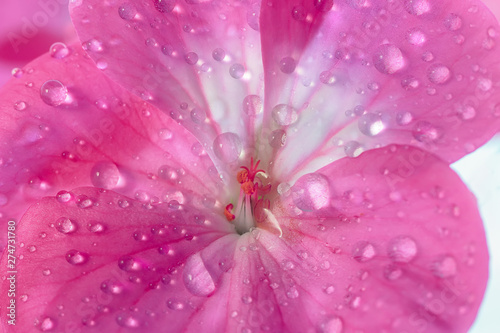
70;0;265;168
259;0;500;180
0;187;235;332
0;43;222;247
269;145;488;332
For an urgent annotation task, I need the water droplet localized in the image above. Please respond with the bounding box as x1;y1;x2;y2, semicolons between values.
42;269;51;276
38;317;55;331
154;0;175;13
401;76;420;90
319;71;336;85
406;28;426;45
229;64;245;79
213;132;242;163
286;286;299;299
279;56;296;74
190;108;206;123
87;221;105;233
427;64;451;84
405;0;431;15
118;256;141;271
242;95;263;115
412;121;441;143
272;104;298;126
291;5;306;21
14;100;27;111
101;280;124;294
96;59;108;70
118;3;137;20
314;0;333;12
118;199;130;208
269;129;287;148
76;195;94;209
184;52;198;65
158;128;173;140
49;42;69;59
323;285;335;294
321;317;343;333
246;6;260;31
444;14;462;31
66;250;89;265
56;190;73;203
40;80;67;106
352;241;376;262
432;255;457;278
373;44;406;74
82;39;103;52
212;48;226;61
344;141;364;158
358;113;385;136
396;111;414;126
291;173;330;211
388;236;417;263
116;314;140;328
241;295;253;304
28;245;37;252
90;161;120;189
55;217;77;234
11;68;23;78
167;298;185;310
183;253;216;296
384;265;403;280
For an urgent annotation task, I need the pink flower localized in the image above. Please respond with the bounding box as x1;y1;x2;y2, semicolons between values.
1;0;500;332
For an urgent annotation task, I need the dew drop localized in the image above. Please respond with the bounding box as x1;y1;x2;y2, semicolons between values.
116;314;140;328
373;44;406;74
242;95;263;115
321;317;343;333
76;195;94;209
101;280;124;295
406;28;426;45
279;56;296;74
272;104;298;126
344;141;364;158
158;128;173;140
229;64;245;79
154;0;175;13
291;5;306;21
444;14;462;31
291;173;330;211
183;253;216;296
42;269;51;276
358;113;385;136
38;317;55;331
118;3;137;20
432;255;457;278
314;0;333;12
286;286;299;299
412;121;441;143
388;236;417;263
167;298;185;310
65;250;89;265
269;129;287;148
40;80;67;106
49;42;69;59
190;108;206;123
11;68;23;78
212;48;226;61
427;64;451;84
421;51;434;62
213;132;242;163
57;190;73;203
118;256;141;271
90;161;120;189
87;221;105;233
401;76;420;90
184;52;198;65
82;39;103;52
14;101;27;111
28;245;37;253
241;295;253;304
352;241;376;262
319;71;336;85
55;217;77;234
384;265;403;280
405;0;431;15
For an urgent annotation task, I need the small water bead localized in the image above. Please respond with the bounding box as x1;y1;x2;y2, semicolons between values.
406;28;426;46
291;5;306;21
427;64;451;84
405;0;431;15
319;71;336;85
401;76;420;90
38;317;56;331
158;128;173;140
118;3;137;20
66;250;89;265
421;51;434;62
101;280;124;294
279;57;296;74
272;104;298;126
49;42;69;59
412;121;441;143
432;255;457;278
184;52;198;65
76;195;94;208
358;113;385;136
212;48;226;61
213;132;242;163
384;265;403;280
388;236;417;263
190;108;206;123
242;95;263;116
444;14;462;31
314;0;334;12
241;295;253;304
344;141;364;158
87;222;105;233
183;253;216;296
40;80;67;106
11;68;23;78
116;314;140;328
373;44;406;75
396;111;414;126
246;6;260;31
321;317;343;333
286;286;299;299
28;245;37;252
118;256;141;271
118;199;130;208
42;269;51;276
352;241;376;262
82;39;104;53
14;101;27;111
96;59;108;70
269;129;287;148
55;217;77;234
154;0;175;13
229;64;245;79
90;161;120;189
291;173;330;211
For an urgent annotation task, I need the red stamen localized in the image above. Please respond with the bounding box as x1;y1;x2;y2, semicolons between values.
224;204;235;221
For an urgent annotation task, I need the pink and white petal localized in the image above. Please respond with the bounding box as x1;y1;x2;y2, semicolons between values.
0;44;223;248
0;187;237;332
70;0;265;171
260;0;500;181
267;145;488;332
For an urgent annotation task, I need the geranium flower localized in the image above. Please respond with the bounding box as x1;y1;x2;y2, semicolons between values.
1;0;500;332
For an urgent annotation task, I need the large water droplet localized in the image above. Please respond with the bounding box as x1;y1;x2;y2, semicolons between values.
344;141;364;158
427;64;451;84
87;221;105;233
190;108;206;123
183;253;216;296
184;52;198;65
444;14;462;31
314;0;334;12
229;64;245;79
38;317;56;331
49;42;69;59
66;250;89;265
213;132;242;163
321;317;343;333
406;28;427;46
373;44;406;74
242;95;263;115
432;255;457;278
272;104;298;126
40;80;67;106
279;57;296;74
286;286;299;299
118;3;137;20
358;113;385;136
14;101;27;111
405;0;431;15
212;48;226;61
167;298;185;310
388;236;417;263
56;190;73;203
291;173;330;211
55;217;77;234
90;161;120;189
412;121;441;143
396;111;414;126
118;256;141;271
101;280;124;294
154;0;175;13
269;129;287;148
116;314;140;328
352;241;376;262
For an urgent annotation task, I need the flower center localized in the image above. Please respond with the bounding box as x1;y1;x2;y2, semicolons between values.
224;158;271;235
